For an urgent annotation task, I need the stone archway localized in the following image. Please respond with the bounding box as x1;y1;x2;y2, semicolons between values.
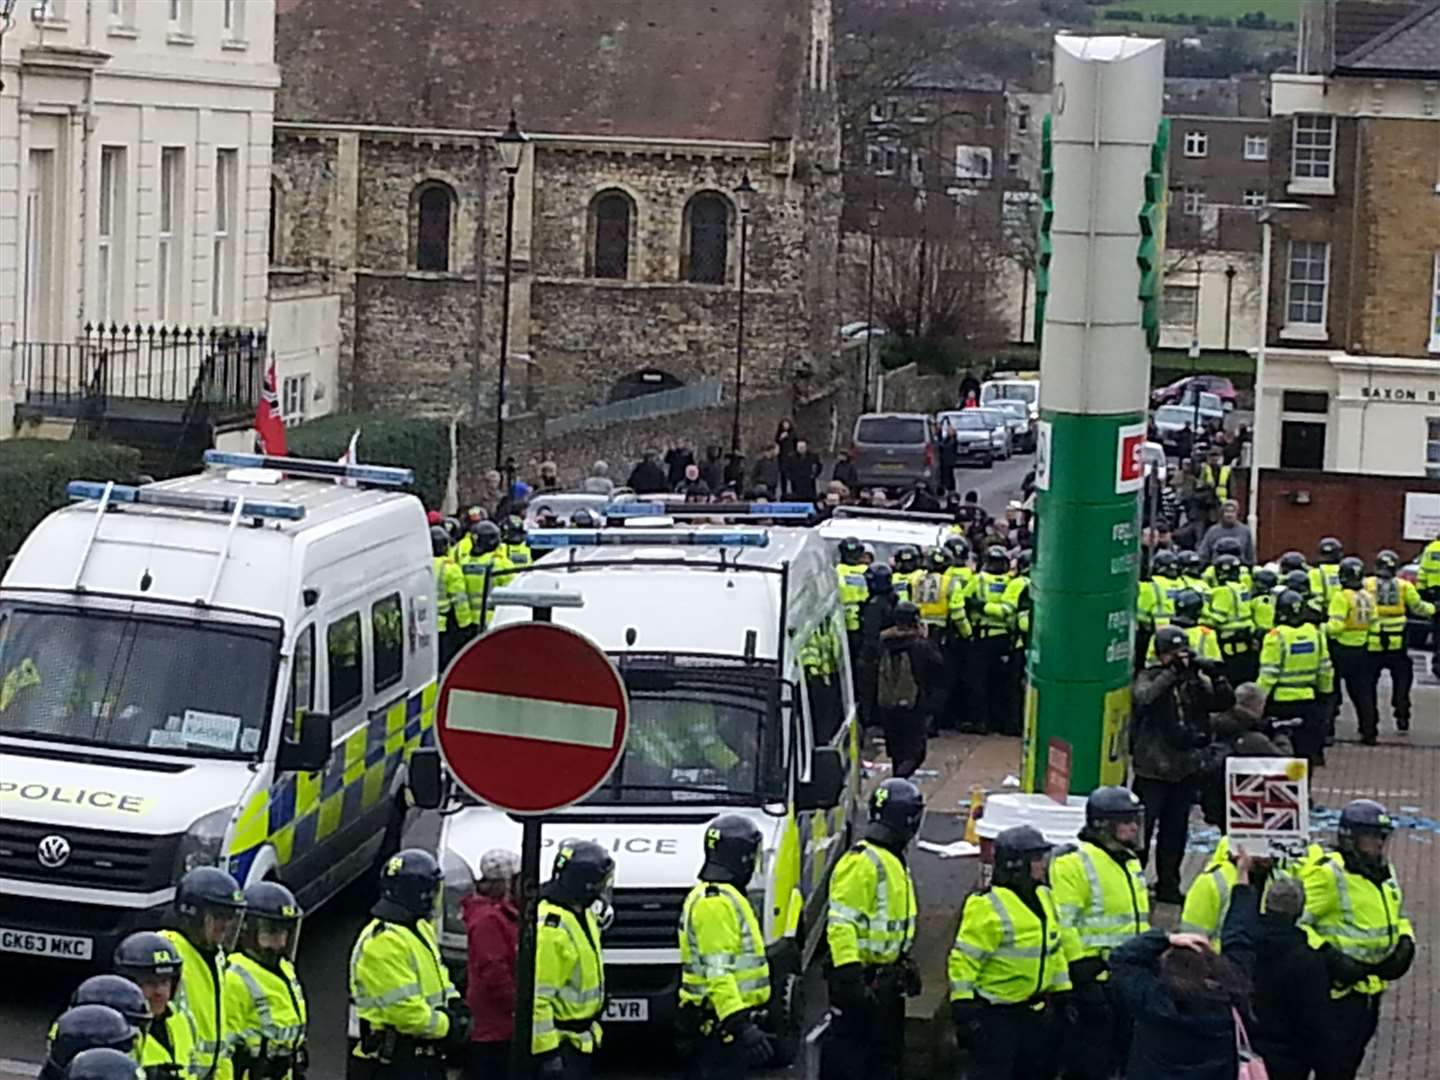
608;367;686;403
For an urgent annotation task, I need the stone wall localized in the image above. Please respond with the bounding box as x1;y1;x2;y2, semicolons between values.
352;275;478;414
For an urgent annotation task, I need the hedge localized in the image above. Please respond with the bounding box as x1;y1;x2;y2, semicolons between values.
0;440;142;563
286;413;450;510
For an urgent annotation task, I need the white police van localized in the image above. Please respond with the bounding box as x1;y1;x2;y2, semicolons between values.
416;504;860;1062
0;452;437;964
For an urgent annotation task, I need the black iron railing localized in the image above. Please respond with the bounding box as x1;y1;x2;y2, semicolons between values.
19;324;267;415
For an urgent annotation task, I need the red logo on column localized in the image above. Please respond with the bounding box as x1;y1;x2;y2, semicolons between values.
1115;423;1147;494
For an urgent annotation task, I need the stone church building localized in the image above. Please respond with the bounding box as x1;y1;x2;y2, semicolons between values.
270;0;842;432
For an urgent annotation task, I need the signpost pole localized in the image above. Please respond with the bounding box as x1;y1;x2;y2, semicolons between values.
509;816;544;1080
1025;35;1166;794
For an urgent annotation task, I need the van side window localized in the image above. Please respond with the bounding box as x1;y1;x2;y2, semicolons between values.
372;593;404;693
288;625;315;722
327;613;363;717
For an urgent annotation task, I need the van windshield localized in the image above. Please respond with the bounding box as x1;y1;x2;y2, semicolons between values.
0;603;280;759
584;656;785;806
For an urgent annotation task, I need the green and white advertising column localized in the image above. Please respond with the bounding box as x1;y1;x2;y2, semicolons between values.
1023;35;1166;795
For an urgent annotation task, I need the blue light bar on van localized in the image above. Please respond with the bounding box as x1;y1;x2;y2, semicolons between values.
66;481;307;521
531;529;770;548
603;501;814;520
202;450;414;487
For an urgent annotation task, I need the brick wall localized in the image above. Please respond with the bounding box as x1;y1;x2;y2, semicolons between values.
1255;468;1440;561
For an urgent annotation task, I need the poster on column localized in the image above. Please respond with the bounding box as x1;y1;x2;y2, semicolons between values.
1224;757;1310;858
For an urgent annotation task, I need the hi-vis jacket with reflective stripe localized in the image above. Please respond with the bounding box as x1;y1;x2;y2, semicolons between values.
139;1006;198;1080
161;931;233;1080
1301;851;1414;998
949;885;1071;1005
1049;841;1149;964
1179;836;1321;948
348;918;457;1054
826;841;917;968
962;573;1016;636
434;555;475;633
1420;539;1440;591
1257;623;1333;701
678;881;772;1022
1136;575;1181;630
224;952;308;1077
534;900;605;1055
837;563;869;631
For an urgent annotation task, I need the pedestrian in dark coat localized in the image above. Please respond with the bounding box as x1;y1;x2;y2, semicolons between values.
749;444;781;496
783;439;822;501
857;564;899;731
874;603;944;777
664;439;695;488
700;444;725;492
832;450;859;493
626;448;669;494
1110;854;1259;1080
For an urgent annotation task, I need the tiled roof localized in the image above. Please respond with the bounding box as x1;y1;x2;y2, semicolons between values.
1337;1;1440;74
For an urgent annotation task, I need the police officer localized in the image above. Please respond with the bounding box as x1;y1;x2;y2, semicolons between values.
534;841;613;1080
432;526;475;671
891;548;921;603
677;816;773;1080
1420;530;1440;675
460;521;512;629
1176;549;1211;609
1278;550;1308;578
349;850;468;1079
1135;548;1181;667
942;537;976;729
1251;567;1279;639
911;549;950;633
162;867;246;1080
499;516;534;573
949;825;1069;1080
836;538;870;669
1001;551;1032;733
1285;568;1326;626
1146;588;1221;666
68;977;151;1042
1311;536;1344;605
62;1049;145;1080
1327;556;1379;745
1257;589;1333;766
1202;536;1251;592
1048;787;1148;1080
1301;800;1416;1080
1365;549;1436;734
42;1006;139;1080
961;546;1016;735
1206;554;1257;684
225;882;308;1080
1178;834;1309;947
114;931;197;1080
822;779;922;1080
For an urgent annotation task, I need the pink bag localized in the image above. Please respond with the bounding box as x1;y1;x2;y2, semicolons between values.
1232;1007;1270;1080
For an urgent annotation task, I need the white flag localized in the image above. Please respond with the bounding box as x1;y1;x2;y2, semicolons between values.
337;430;360;486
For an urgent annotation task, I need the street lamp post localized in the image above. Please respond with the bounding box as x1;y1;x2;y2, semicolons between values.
493;111;527;471
730;172;756;456
863;198;881;412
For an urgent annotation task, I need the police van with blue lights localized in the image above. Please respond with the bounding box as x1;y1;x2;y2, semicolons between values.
414;504;861;1063
0;452;437;963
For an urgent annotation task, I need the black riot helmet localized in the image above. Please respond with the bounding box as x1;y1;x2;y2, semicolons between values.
838;537;864;564
1337;556;1365;590
1213;555;1242;584
700;814;764;889
113;931;183;999
174;866;245;950
472;520;502;555
1177;550;1204;578
442;516;463;544
894;547;920;575
1278;550;1307;574
47;1006;138;1074
865;563;894;595
70;976;150;1032
983;545;1010;574
1337;799;1394;874
1284;569;1311;598
944;534;971;564
376;848;443;921
868;778;925;848
239;881;304;965
1152;624;1189;660
1253;567;1279;593
992;825;1053;891
1173;588;1204;626
1151;549;1178;578
1213;536;1244;562
501;516;528;545
63;1049;144;1080
1083;787;1144;853
1374;550;1400;578
926;548;950;573
550;840;617;911
1317;537;1343;564
569;508;599;528
430;525;451;557
1276;589;1306;627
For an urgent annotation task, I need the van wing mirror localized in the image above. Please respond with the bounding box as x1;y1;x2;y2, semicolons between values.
407;747;446;810
795;746;845;812
278;712;331;773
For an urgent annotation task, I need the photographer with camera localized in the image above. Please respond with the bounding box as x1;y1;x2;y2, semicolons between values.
1130;626;1234;906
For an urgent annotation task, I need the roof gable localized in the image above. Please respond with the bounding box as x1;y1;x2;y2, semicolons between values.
1336;1;1440;76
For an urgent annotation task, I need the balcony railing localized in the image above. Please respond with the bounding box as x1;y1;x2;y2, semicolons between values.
18;324;267;417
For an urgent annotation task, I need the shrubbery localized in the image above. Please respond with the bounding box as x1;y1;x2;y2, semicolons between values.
286;413;450;509
0;440;142;562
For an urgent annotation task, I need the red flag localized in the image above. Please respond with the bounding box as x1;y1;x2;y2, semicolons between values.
254;361;288;456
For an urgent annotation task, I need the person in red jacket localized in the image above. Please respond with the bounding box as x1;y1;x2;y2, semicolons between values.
462;848;521;1080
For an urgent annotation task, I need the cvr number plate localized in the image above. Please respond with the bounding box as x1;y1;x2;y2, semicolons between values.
604;998;649;1022
0;927;93;960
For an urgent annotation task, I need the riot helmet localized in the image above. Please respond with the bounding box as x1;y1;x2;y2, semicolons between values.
1253;567;1279;593
112;932;183;1018
430;525;451;557
1212;555;1242;584
1337;799;1394;876
1213;536;1243;562
943;535;971;565
1337;556;1365;590
1177;550;1204;578
174;866;245;951
1284;569;1311;597
1317;537;1343;564
865;563;894;595
501;516;527;545
238;881;304;966
46;1006;137;1075
1151;549;1178;578
1276;589;1306;627
550;840;617;927
63;1049;143;1080
926;548;950;573
992;825;1052;891
838;537;864;564
70;977;149;1034
894;547;920;576
377;848;443;921
867;779;925;848
1278;551;1307;574
983;545;1010;575
1173;588;1204;626
1083;786;1144;854
1374;550;1400;578
700;814;764;890
472;520;502;555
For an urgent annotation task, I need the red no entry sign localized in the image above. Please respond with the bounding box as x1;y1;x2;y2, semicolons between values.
435;622;630;815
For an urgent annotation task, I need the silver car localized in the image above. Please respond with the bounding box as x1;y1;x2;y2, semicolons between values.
974;408;1014;460
936;410;996;468
990;399;1035;453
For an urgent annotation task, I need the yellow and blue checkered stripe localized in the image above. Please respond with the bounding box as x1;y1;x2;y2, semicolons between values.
226;683;437;883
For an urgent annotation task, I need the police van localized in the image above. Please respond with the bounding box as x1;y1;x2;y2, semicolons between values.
0;451;437;964
816;505;953;566
417;509;860;1062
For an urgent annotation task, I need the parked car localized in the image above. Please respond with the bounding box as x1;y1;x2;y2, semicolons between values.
853;412;936;489
935;410;995;469
1152;404;1204;451
974;407;1014;459
990;399;1036;452
980;376;1041;420
840;321;888;343
1151;374;1238;409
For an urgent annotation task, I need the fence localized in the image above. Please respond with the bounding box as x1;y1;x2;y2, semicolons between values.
18;324;267;415
542;378;725;438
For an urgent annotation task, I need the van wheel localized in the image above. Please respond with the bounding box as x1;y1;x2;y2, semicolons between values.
766;941;805;1067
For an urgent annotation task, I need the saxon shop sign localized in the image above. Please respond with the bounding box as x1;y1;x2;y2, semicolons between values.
1359;385;1440;403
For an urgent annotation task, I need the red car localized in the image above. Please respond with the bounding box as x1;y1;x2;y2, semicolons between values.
1150;374;1239;409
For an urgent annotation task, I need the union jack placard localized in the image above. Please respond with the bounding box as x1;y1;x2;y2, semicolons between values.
1224;757;1310;857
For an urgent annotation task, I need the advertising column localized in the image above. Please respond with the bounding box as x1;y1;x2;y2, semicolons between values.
1024;35;1166;793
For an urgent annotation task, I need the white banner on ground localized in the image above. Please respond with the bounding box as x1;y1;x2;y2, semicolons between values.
1224;756;1310;858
